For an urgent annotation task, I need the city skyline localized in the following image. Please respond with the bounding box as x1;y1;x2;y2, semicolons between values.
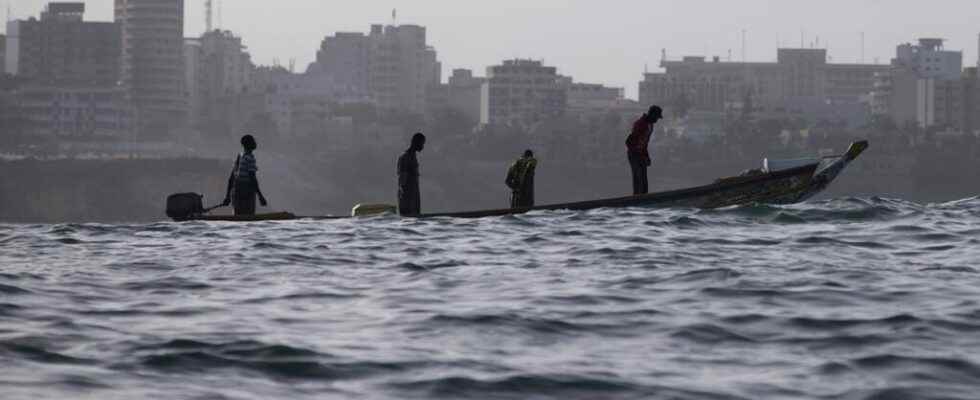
5;0;980;99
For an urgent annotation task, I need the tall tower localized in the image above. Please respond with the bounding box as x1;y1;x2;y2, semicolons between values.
115;0;186;127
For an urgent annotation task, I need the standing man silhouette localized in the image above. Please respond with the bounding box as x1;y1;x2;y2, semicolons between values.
625;105;663;195
222;134;268;216
505;149;537;208
397;133;426;216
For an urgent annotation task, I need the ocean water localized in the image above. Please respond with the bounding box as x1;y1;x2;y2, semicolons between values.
2;197;980;400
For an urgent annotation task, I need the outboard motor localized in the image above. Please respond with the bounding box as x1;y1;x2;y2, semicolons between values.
166;193;205;221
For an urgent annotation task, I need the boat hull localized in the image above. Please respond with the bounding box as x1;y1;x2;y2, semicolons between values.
423;163;819;218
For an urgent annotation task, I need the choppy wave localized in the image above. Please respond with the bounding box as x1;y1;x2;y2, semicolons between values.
1;197;979;399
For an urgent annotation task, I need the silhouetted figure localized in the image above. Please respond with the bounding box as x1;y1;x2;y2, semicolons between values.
625;105;663;195
506;149;537;208
397;133;426;216
222;134;268;215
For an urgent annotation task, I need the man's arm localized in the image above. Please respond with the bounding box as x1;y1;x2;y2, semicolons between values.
252;172;267;207
644;124;654;166
506;163;519;189
397;155;408;187
626;120;643;152
222;156;239;206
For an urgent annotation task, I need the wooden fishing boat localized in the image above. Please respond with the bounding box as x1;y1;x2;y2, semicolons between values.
172;141;867;222
424;140;868;218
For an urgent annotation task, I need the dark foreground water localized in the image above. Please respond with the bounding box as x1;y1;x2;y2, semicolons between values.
2;197;980;400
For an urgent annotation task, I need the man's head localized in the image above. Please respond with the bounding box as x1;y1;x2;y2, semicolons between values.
523;149;534;158
410;132;426;152
646;105;663;123
241;134;257;151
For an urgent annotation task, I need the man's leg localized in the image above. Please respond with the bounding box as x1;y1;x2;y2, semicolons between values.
412;184;421;216
516;187;532;208
629;155;642;195
398;188;410;216
639;165;649;194
233;184;257;216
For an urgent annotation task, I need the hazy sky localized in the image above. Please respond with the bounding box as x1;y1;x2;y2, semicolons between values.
7;0;980;99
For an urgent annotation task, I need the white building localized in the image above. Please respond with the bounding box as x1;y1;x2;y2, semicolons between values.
893;38;963;80
872;38;964;128
481;59;566;127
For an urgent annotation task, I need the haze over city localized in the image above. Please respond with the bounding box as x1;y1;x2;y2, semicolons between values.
6;0;980;98
4;1;980;399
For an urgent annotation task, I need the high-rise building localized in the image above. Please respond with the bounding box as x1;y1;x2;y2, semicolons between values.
5;3;120;86
892;39;963;80
115;0;186;120
0;34;6;75
871;38;965;129
312;32;371;93
5;3;130;138
962;67;980;134
200;30;253;100
311;24;441;115
184;38;204;125
185;29;255;130
893;38;962;80
445;69;485;124
481;59;566;127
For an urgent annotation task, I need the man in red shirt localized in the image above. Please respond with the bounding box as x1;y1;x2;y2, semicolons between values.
625;105;663;195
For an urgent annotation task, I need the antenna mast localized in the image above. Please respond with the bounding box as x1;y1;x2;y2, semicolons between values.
741;29;747;62
205;0;213;32
861;32;866;63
